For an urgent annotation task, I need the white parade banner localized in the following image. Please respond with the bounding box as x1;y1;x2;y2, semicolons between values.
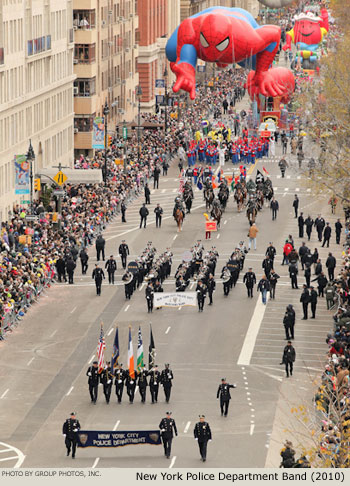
153;292;197;308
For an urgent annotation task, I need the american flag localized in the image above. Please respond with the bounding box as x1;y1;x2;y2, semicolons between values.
97;325;106;373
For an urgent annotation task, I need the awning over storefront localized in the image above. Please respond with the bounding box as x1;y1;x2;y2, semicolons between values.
38;168;103;185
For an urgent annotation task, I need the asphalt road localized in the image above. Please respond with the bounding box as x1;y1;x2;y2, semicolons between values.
0;136;338;469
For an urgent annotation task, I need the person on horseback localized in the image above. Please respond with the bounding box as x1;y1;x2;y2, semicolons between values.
184;185;194;214
173;197;185;220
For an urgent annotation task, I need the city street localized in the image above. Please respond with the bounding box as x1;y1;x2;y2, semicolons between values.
0;142;337;468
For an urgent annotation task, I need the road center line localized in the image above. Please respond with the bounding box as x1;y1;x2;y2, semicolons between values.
50;330;57;338
27;357;35;366
165;326;171;334
250;424;255;435
88;354;95;364
0;389;9;399
173;234;178;241
66;386;74;396
107;328;114;336
139;283;145;292
184;421;191;433
178;306;182;311
217;234;220;239
70;306;77;314
125;304;130;312
224;220;227;225
237;297;268;366
169;456;177;468
92;458;100;469
113;420;120;431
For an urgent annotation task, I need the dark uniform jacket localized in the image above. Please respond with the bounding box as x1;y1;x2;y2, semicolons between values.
217;383;236;401
105;259;117;273
243;271;256;288
86;366;99;385
100;366;113;385
62;418;81;439
194;422;212;442
149;370;161;386
159;418;178;438
282;345;296;363
119;243;129;256
92;267;105;281
114;368;125;385
160;368;173;386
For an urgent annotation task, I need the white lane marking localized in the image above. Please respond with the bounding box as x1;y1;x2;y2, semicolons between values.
286;175;291;179
184;421;191;433
139;283;145;292
284;188;289;191
125;304;130;312
92;458;100;469
70;306;77;314
283;193;287;198
151;189;155;195
50;329;57;338
169;456;177;468
297;176;301;180
178;306;182;311
250;424;255;435
0;389;9;399
0;441;26;468
190;282;195;289
295;188;300;192
237;296;268;366
224;220;227;225
135;386;139;394
66;386;74;396
0;449;12;454
173;234;178;241
88;354;95;364
172;189;177;193
307;188;311;192
107;328;114;336
0;456;20;462
27;358;35;366
161;189;166;194
165;327;171;334
113;420;120;431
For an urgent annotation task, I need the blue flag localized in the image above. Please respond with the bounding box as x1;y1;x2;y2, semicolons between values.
197;180;203;190
111;327;119;371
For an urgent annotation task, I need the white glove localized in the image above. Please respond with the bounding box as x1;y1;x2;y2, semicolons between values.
107;380;112;384
195;438;198;441
88;372;91;376
209;439;212;442
73;429;78;432
234;383;237;387
161;429;165;432
63;434;66;437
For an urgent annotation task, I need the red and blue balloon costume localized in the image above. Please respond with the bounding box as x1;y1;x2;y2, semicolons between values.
166;7;290;100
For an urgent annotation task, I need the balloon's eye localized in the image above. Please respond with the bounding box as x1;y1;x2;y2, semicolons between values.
216;37;230;52
200;32;209;48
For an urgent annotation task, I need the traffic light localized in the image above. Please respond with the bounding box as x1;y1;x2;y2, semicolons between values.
34;178;41;192
108;135;113;147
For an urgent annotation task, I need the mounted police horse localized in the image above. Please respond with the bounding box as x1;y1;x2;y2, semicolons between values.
218;185;229;211
246;199;258;225
204;187;215;210
211;199;222;228
183;186;194;214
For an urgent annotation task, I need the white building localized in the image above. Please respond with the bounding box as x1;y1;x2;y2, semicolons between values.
0;0;75;222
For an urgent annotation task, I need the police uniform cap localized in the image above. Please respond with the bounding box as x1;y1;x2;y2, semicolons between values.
93;361;98;364
70;412;76;416
166;411;172;415
221;378;226;381
199;415;205;418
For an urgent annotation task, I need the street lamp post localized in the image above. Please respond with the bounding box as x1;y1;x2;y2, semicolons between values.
26;140;35;216
136;85;143;166
123;119;127;172
103;100;110;186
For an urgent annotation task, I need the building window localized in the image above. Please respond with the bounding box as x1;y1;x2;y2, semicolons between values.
74;78;96;97
74;117;93;132
74;44;96;63
73;10;96;29
0;48;4;65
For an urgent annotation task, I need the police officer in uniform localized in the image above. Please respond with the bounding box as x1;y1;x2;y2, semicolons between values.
207;274;216;305
196;280;207;312
100;361;113;404
92;264;105;296
105;255;117;284
137;366;148;403
243;268;256;298
114;364;125;403
160;363;173;403
125;370;137;403
145;282;154;313
149;365;161;403
154;204;164;228
194;415;212;462
62;412;81;459
216;378;237;416
86;361;99;403
118;240;130;269
159;412;178;458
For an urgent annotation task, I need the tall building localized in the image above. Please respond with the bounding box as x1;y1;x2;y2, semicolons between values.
0;0;75;222
180;1;260;22
136;0;168;111
73;0;139;158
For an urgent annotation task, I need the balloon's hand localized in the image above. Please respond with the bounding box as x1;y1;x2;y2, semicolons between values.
172;62;196;100
254;70;286;98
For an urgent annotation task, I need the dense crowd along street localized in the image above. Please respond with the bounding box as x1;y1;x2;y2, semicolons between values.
0;0;349;472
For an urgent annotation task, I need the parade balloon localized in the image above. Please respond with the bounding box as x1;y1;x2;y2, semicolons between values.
258;0;293;7
246;67;295;107
166;7;293;100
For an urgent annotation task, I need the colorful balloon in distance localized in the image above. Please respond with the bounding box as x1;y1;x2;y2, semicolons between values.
165;6;293;100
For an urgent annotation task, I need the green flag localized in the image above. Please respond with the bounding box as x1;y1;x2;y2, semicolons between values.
137;326;144;372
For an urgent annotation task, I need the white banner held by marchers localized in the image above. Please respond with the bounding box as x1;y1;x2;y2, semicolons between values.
154;292;196;308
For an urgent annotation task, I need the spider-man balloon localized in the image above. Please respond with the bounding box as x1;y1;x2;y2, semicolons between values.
166;7;294;100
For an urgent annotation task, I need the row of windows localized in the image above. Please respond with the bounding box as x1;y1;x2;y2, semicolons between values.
2;19;24;54
0;51;73;104
0;87;73;152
